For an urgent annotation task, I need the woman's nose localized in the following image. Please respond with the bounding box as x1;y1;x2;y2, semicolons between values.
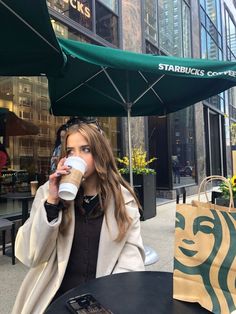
73;149;82;157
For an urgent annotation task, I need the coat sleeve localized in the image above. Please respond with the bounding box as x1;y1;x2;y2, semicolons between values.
112;202;145;274
15;183;63;267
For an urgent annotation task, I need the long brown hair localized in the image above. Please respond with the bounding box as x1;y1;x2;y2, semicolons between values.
61;122;140;242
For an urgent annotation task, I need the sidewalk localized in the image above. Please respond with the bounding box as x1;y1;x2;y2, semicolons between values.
0;193;202;314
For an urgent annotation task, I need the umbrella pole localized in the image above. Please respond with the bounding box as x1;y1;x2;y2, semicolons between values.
127;107;133;188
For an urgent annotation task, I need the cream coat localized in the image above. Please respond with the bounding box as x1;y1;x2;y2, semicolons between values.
12;182;145;314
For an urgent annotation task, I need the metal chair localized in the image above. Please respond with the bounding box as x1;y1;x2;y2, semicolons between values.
176;187;186;204
211;191;222;204
0;218;15;265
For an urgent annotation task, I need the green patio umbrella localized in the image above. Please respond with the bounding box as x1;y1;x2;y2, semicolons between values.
0;0;65;76
48;38;236;185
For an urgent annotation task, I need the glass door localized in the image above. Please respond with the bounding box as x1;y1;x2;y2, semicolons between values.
204;107;226;176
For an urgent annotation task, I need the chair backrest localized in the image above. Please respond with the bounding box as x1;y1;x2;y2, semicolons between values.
211;191;222;204
176;187;186;204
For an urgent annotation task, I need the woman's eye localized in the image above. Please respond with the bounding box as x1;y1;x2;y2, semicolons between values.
66;149;73;156
82;146;91;153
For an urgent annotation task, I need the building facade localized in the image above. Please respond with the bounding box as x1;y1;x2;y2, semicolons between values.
0;0;236;210
143;0;236;197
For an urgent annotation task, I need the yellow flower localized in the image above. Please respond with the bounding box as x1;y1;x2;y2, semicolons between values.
219;175;236;199
117;147;157;175
230;175;236;187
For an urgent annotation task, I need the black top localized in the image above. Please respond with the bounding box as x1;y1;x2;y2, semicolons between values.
45;195;103;302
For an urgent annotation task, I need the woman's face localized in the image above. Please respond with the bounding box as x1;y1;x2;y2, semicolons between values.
175;207;218;267
65;132;96;179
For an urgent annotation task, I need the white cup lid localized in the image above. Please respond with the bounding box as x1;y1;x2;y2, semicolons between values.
64;156;87;173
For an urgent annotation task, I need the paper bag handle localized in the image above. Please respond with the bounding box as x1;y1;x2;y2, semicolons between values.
198;175;234;211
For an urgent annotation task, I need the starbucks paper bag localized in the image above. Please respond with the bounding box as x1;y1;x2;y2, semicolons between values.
173;176;236;314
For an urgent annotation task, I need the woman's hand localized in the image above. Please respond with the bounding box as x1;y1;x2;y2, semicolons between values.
47;157;70;204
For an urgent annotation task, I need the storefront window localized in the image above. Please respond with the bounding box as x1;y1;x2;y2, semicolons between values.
169;107;196;187
96;1;118;45
48;0;120;46
69;0;93;30
48;0;92;30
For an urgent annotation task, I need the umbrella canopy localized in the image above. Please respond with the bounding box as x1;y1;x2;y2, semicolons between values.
0;108;39;136
48;37;236;117
48;37;236;185
0;0;65;76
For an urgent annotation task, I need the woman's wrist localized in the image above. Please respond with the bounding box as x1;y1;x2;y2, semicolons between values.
44;199;64;222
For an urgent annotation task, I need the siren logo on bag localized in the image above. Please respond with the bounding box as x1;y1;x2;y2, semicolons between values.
174;204;236;314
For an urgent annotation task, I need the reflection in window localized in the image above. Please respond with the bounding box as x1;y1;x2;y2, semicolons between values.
182;0;191;57
98;0;118;13
96;1;118;45
144;0;191;57
225;9;236;60
19;83;31;94
207;33;219;59
200;0;222;30
19;97;31;107
200;2;222;59
40;127;50;136
98;117;121;156
145;40;159;55
19;111;32;120
68;0;92;30
51;19;68;38
47;0;68;13
170;106;196;187
200;0;224;111
144;0;158;45
201;26;207;58
159;0;183;56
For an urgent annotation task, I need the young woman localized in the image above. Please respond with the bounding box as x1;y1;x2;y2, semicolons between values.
12;119;145;314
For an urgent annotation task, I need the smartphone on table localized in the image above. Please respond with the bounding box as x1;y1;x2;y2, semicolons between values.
66;293;114;314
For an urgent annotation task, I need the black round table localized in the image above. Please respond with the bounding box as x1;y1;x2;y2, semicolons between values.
45;271;211;314
1;192;34;223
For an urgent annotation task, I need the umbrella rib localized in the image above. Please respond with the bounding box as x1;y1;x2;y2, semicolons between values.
102;67;127;104
0;0;61;54
55;68;104;102
132;72;165;105
84;84;125;106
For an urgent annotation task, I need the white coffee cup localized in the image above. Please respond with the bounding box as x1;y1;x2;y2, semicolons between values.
58;156;87;201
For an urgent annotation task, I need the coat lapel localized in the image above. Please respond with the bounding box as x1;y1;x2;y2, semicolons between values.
57;202;75;285
96;187;134;277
